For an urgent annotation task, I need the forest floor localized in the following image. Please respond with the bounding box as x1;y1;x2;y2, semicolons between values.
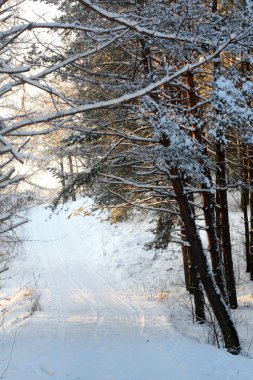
0;198;253;379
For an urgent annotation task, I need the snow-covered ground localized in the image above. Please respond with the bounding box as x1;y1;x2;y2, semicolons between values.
0;198;253;379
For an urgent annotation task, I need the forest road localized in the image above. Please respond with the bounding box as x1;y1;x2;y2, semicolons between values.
1;205;183;380
1;204;253;380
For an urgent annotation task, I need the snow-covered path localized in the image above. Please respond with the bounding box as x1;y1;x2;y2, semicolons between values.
1;202;253;379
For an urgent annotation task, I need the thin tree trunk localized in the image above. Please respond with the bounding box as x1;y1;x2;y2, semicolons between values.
182;238;191;292
248;145;253;280
187;190;206;321
182;230;205;322
212;0;218;12
241;144;250;272
68;155;76;202
60;159;68;204
243;194;250;273
241;60;252;276
215;189;222;243
189;253;206;323
216;142;237;308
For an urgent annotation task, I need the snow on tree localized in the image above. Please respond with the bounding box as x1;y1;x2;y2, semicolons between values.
1;0;253;353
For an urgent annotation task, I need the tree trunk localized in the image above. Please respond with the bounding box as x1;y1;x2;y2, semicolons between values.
212;45;237;308
68;155;77;202
241;144;250;272
240;59;251;273
202;185;229;297
170;167;240;353
216;142;237;308
182;241;192;293
60;159;68;204
182;229;206;322
248;145;253;280
185;71;227;302
189;253;206;323
212;0;218;12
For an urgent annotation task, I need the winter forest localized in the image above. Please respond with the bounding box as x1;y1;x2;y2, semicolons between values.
1;0;253;379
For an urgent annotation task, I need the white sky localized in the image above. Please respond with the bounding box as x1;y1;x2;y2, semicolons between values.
22;0;57;22
6;2;60;189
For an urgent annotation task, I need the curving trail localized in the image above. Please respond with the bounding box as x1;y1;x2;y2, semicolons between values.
1;203;252;380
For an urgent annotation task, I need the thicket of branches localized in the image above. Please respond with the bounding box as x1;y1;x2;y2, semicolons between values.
1;0;253;354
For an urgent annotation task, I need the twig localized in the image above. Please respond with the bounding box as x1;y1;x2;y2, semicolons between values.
246;337;253;358
0;329;17;379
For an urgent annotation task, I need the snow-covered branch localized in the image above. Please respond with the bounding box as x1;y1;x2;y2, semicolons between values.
0;21;123;40
2;38;234;134
77;0;210;45
0;62;30;74
0;219;28;235
0;33;124;99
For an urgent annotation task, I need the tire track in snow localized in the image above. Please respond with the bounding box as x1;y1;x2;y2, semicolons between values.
18;204;177;379
6;203;250;380
27;206;146;341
